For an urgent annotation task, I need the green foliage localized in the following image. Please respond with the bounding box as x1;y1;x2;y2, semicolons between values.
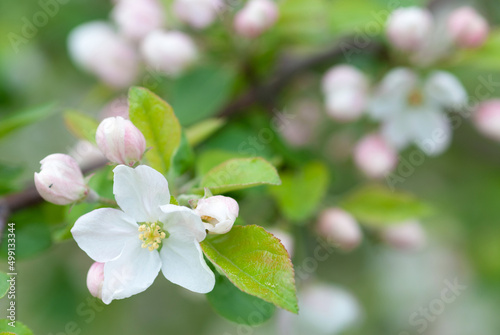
201;225;298;313
0;103;57;139
170;65;237;126
0;163;23;196
200;157;281;194
129;87;182;175
0;272;9;299
172;131;195;176
207;272;276;325
450;28;500;71
185;118;226;147
63;110;99;144
0;319;33;335
270;161;330;223
341;185;432;227
196;150;250;176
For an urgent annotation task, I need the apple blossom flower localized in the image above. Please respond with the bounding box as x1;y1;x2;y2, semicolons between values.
278;283;361;335
354;134;398;179
68;21;138;88
321;65;368;121
95;116;146;166
368;68;467;156
234;0;279;38
71;165;215;304
34;154;89;205
447;7;489;49
474;99;500;141
194;195;239;234
317;208;362;251
111;0;165;41
87;262;105;299
386;7;433;52
381;220;426;250
173;0;224;29
141;30;198;77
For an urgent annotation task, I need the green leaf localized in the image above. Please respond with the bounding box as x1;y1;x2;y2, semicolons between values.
63;110;99;143
129;87;182;174
0;320;33;335
171;131;195;176
196;150;250;176
0;163;23;196
170;65;236;126
207;271;276;325
449;28;500;71
0;272;9;299
186;118;226;147
341;185;432;227
270;161;330;223
0;103;57;139
200;157;281;194
201;225;298;313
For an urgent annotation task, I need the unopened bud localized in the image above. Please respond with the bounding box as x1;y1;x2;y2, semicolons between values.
194;195;239;234
68;21;138;88
87;262;105;299
317;208;362;251
381;220;426;250
34;154;88;205
386;7;433;52
353;134;398;179
234;0;278;38
173;0;223;29
111;0;165;40
325;88;367;122
474;99;500;141
141;30;198;76
321;65;368;95
95;117;146;166
447;7;488;49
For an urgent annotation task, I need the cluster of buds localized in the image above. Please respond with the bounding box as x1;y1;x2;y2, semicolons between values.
321;65;368;122
385;6;489;57
234;0;279;38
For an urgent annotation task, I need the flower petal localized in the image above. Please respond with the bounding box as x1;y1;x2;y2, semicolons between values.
424;71;467;107
159;204;206;242
71;208;138;262
381;112;414;150
160;235;215;294
101;242;161;304
410;107;452;156
113;165;171;223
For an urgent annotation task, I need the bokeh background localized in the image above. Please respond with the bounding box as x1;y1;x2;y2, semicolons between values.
1;0;500;334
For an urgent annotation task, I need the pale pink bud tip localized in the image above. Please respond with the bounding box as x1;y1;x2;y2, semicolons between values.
354;134;398;179
382;221;426;251
448;7;489;49
141;30;198;77
34;154;88;205
317;208;362;251
96;116;146;166
474;99;500;141
234;0;278;38
174;0;224;29
386;7;433;51
87;262;105;299
195;195;239;234
112;0;165;40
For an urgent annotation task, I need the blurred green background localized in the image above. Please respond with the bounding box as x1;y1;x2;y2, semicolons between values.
1;0;500;334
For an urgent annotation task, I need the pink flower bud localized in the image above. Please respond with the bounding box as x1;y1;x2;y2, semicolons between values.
111;0;165;40
321;65;368;95
87;262;105;299
381;221;426;250
95;117;146;166
234;0;278;38
317;208;362;251
354;134;398;179
386;7;433;51
268;228;294;257
34;154;88;205
68;21;138;88
140;30;198;76
474;99;500;141
448;7;488;49
194;195;239;234
325;88;367;122
173;0;223;29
